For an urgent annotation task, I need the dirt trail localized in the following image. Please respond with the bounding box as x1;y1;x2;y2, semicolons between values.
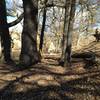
0;42;100;100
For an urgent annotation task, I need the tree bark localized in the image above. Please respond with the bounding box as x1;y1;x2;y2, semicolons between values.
0;0;12;62
39;0;48;52
60;0;71;61
20;0;41;66
64;0;76;67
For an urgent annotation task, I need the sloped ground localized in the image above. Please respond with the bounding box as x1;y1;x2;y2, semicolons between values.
0;42;100;100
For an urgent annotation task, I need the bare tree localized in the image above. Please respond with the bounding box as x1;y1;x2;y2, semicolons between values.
39;0;48;52
64;0;76;67
60;0;71;62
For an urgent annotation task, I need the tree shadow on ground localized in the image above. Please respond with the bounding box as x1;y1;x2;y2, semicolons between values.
0;63;100;100
0;41;100;100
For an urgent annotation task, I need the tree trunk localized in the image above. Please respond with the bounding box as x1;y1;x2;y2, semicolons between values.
64;0;76;67
0;0;12;62
60;0;71;61
39;0;48;52
20;0;41;66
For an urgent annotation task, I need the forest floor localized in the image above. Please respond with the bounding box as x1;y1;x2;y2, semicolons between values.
0;41;100;100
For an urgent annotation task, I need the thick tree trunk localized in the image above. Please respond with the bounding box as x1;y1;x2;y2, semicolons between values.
64;0;76;67
0;0;12;62
20;0;41;66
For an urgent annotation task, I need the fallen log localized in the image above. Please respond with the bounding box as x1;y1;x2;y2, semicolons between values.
59;51;96;68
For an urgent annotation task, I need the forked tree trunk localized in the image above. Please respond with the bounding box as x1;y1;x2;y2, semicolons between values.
20;0;41;66
0;0;12;62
